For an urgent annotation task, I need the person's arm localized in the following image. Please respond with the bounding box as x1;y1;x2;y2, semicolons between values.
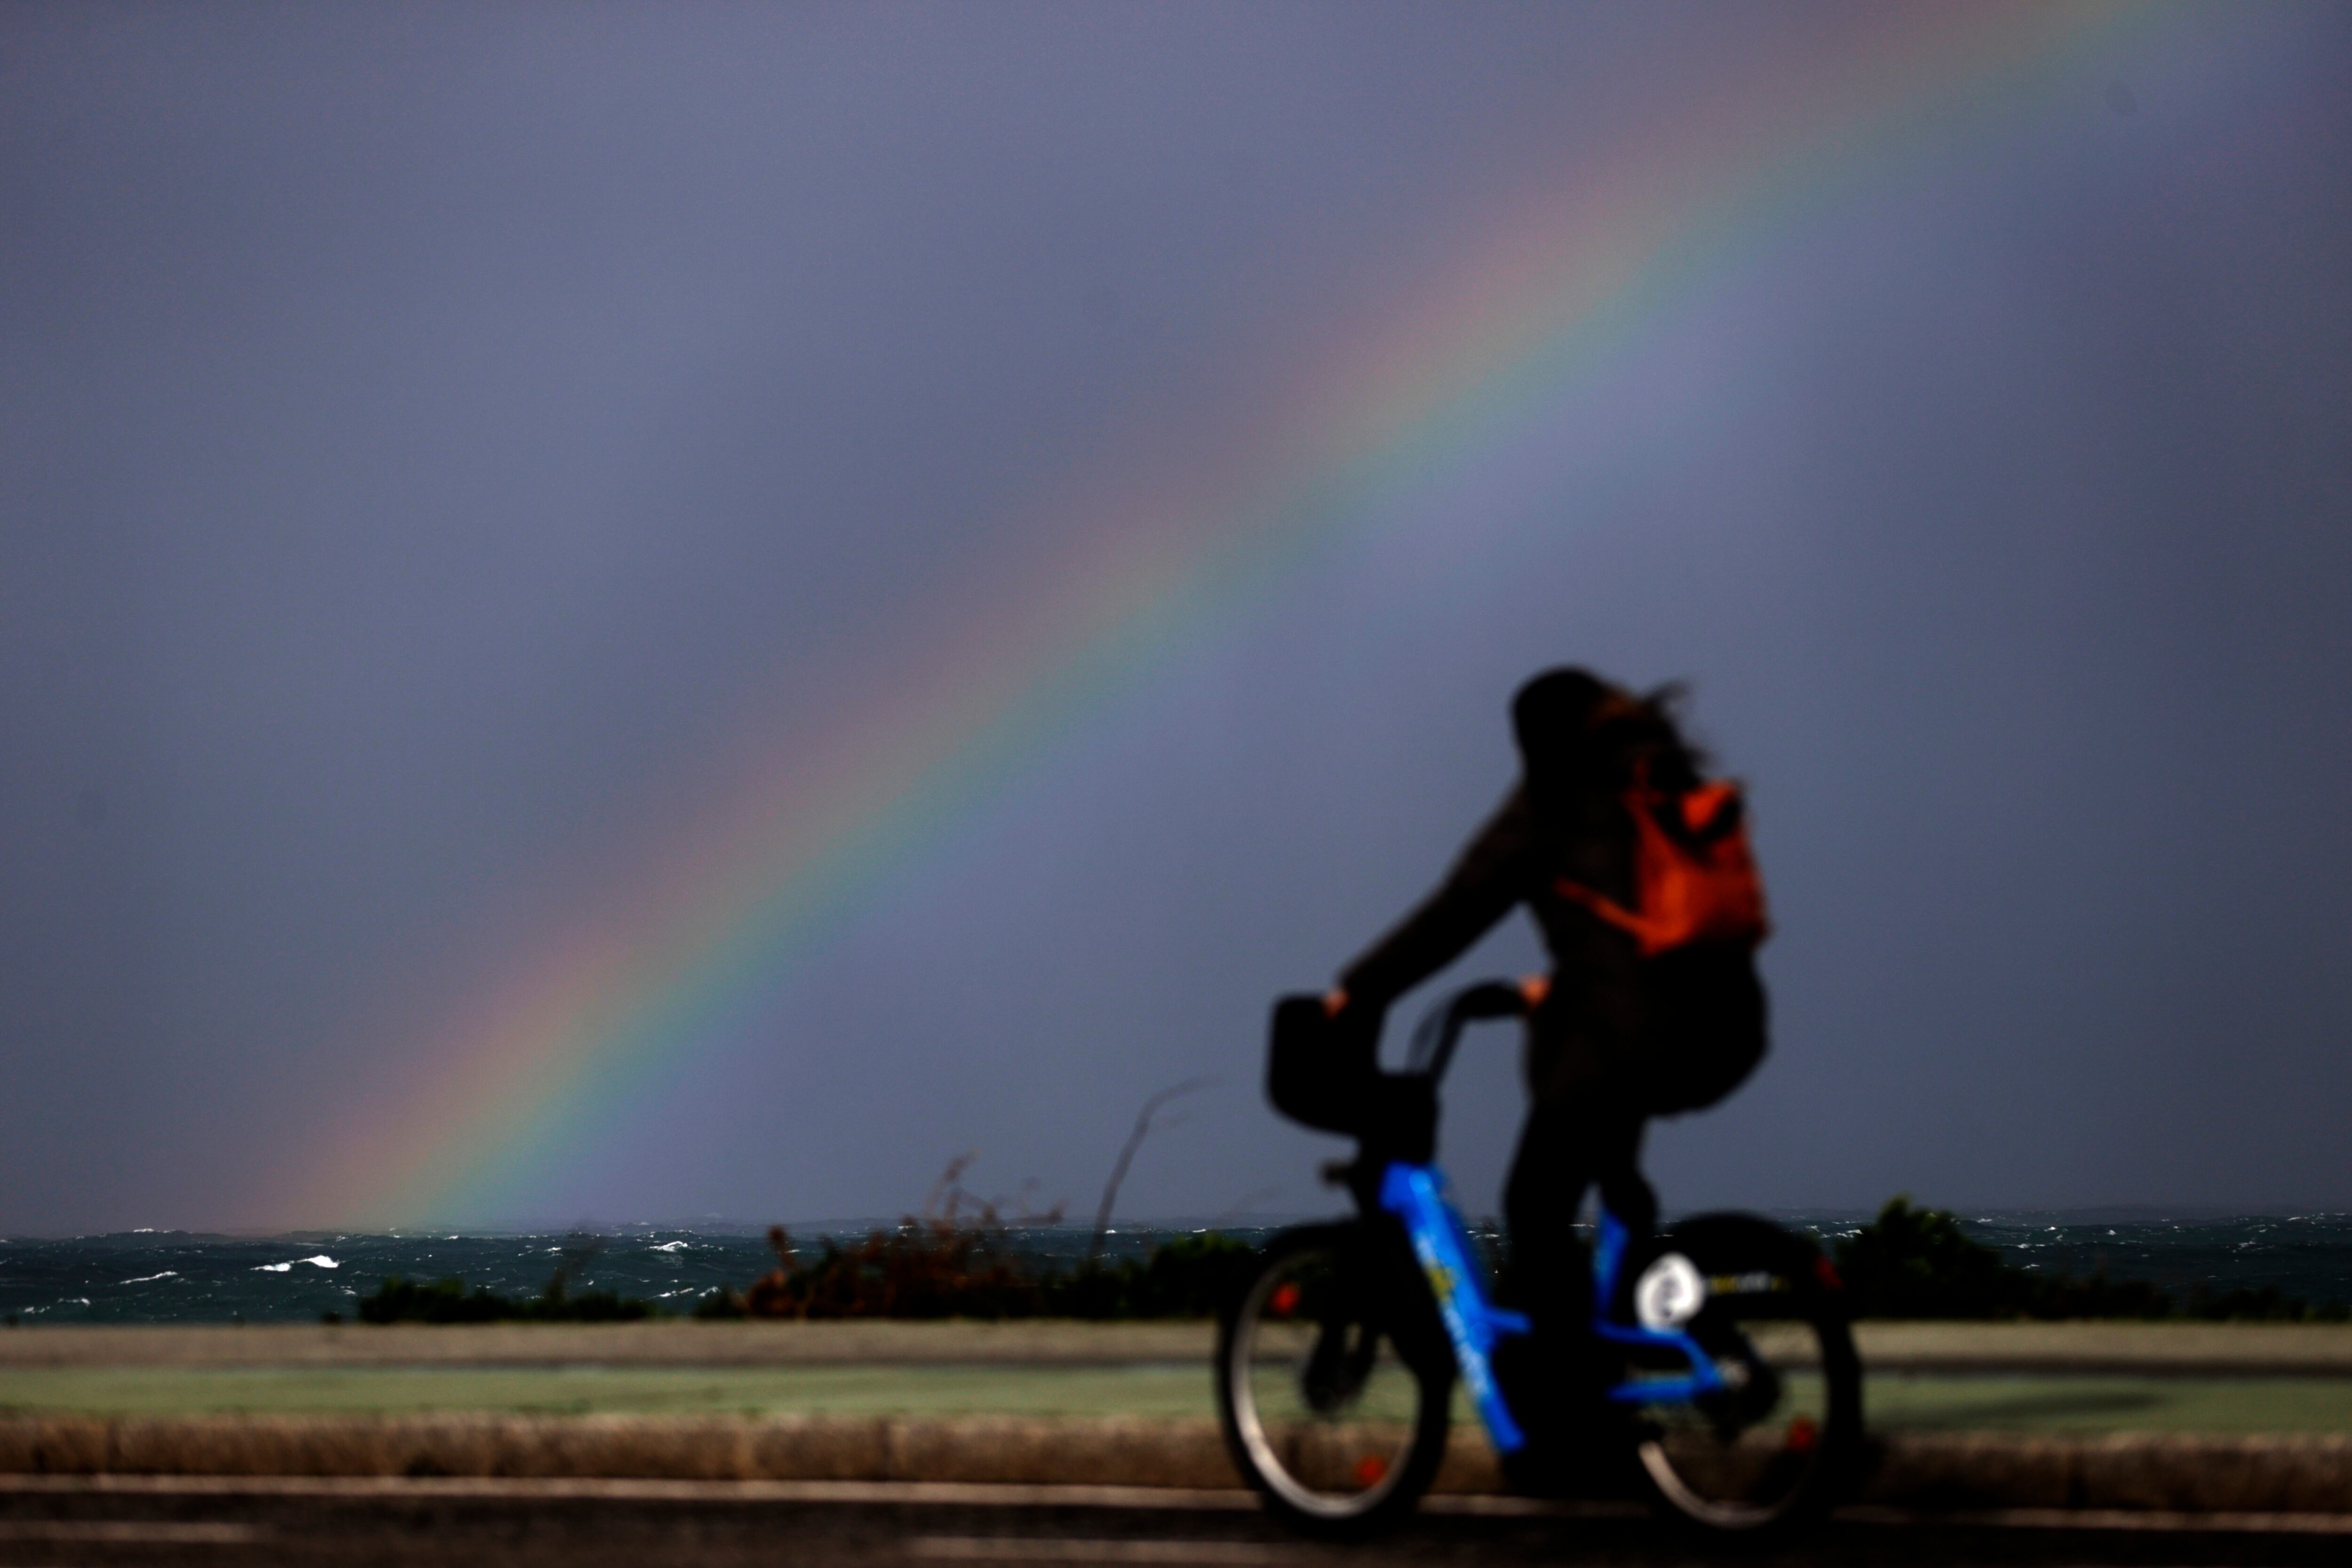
1336;787;1536;1012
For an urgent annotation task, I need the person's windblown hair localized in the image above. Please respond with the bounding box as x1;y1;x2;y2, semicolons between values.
1510;667;1705;821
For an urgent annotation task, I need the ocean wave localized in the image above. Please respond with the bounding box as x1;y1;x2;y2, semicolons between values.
118;1271;180;1284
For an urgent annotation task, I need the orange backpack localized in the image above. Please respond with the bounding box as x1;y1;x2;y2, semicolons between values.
1553;772;1769;957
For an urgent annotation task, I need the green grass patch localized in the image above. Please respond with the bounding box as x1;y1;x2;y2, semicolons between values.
7;1363;2352;1434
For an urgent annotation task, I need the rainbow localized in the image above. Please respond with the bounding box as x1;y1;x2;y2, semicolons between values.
294;2;2149;1227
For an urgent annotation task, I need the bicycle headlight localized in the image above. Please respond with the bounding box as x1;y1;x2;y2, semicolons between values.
1634;1251;1707;1330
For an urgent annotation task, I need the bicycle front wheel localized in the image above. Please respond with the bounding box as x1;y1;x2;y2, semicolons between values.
1216;1225;1453;1534
1617;1214;1861;1535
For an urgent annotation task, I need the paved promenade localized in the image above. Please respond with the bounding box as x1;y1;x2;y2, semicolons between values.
5;1474;2348;1568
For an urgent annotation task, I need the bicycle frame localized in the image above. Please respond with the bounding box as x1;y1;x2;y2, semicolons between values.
1375;1159;1725;1457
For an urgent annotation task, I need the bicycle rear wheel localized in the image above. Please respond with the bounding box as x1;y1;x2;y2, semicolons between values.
1616;1215;1861;1535
1216;1225;1453;1534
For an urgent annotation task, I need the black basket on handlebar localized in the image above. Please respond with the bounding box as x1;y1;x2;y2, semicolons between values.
1265;983;1530;1164
1265;995;1375;1134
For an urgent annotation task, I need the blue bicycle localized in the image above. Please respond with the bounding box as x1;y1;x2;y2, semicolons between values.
1216;979;1861;1536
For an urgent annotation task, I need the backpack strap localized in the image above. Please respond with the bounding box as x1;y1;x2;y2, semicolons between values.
1551;757;1664;942
1552;773;1767;957
1552;863;1664;947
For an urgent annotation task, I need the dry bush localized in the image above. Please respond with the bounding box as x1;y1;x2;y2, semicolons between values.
726;1154;1057;1320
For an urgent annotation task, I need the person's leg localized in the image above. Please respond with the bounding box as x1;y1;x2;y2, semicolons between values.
1590;1110;1655;1245
1497;1093;1653;1492
1504;1096;1653;1316
1495;1097;1589;1468
1502;1096;1592;1328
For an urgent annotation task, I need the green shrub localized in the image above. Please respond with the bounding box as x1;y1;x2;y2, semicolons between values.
354;1238;659;1324
355;1275;520;1324
1041;1232;1260;1320
1832;1196;2336;1321
1832;1196;2035;1318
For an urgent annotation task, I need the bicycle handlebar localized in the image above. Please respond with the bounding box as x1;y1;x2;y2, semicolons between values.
1403;978;1534;1082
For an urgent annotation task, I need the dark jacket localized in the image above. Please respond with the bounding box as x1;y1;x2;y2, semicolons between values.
1340;781;1764;1114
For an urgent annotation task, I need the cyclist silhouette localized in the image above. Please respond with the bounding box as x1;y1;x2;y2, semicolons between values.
1319;668;1767;1458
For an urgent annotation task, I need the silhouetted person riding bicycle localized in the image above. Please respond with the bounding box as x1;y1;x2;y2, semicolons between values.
1299;668;1769;1471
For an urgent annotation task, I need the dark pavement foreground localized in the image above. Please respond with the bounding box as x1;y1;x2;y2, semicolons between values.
3;1478;2347;1568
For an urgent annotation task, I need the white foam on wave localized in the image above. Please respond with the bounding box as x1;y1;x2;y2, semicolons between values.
119;1271;180;1284
650;1241;690;1252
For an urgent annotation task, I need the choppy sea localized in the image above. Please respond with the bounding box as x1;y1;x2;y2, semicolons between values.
5;1212;2349;1325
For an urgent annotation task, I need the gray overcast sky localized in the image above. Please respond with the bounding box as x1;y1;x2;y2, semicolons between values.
4;2;2350;1234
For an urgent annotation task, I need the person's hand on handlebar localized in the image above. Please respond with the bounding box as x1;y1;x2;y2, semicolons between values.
1322;987;1384;1038
1321;986;1388;1067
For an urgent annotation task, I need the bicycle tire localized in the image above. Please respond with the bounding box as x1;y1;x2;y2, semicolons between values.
1215;1223;1454;1535
1613;1213;1862;1536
